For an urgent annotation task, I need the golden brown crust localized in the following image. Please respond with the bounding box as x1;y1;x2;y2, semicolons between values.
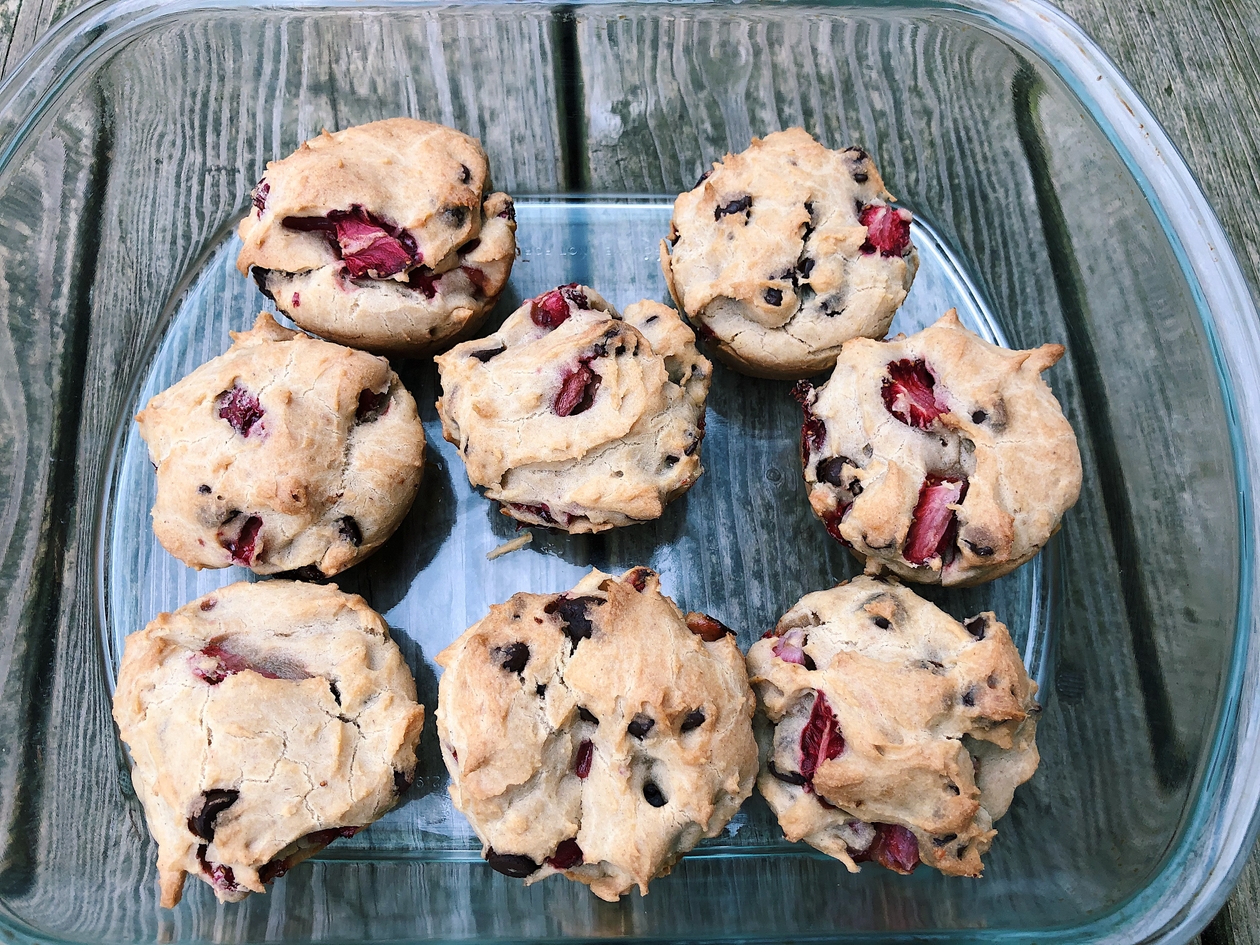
661;128;918;378
135;312;425;576
434;288;711;532
799;309;1082;586
236;118;516;356
747;576;1039;877
112;581;425;907
436;568;757;900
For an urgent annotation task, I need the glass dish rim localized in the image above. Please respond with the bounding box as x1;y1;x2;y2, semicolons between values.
0;1;1257;943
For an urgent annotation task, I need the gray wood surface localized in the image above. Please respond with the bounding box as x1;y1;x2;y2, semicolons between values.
0;0;1257;941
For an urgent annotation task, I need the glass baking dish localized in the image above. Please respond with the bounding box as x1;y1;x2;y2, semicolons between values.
1;0;1258;942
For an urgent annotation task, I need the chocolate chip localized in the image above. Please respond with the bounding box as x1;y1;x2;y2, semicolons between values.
965;541;995;557
471;344;505;362
485;849;539;878
251;266;276;301
338;516;362;547
459;164;471;184
681;709;706;732
962;688;977;707
188;789;240;842
767;760;808;786
971;410;988;424
578;706;599;724
642;780;667;807
282;564;326;583
963;615;988;640
694;168;713;189
198;484;212;494
764;287;783;306
544;595;601;652
536;683;546;697
442;206;469;227
816;457;848;487
932;833;958;846
627;714;654;739
494;641;530;674
715;195;752;220
329;681;341;705
797;257;815;279
874;616;891;630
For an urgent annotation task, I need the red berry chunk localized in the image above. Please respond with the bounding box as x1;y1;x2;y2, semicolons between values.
546;838;584;870
863;823;920;874
554;364;601;417
461;265;489;292
335;216;413;278
772;627;809;665
791;381;826;461
191;643;312;686
820;505;851;547
881;359;945;428
252;181;269;215
196;845;239;892
858;205;912;257
799;692;844;783
406;267;440;298
685;612;732;642
282;206;418;279
575;739;593;779
217;384;264;437
904;476;968;566
220;514;262;566
531;288;573;329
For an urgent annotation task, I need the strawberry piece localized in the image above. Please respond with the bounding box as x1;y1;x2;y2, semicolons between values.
799;692;844;783
282;206;418;278
531;287;573;328
685;612;732;642
903;476;968;566
881;359;946;428
575;739;593;779
554;364;601;417
407;268;440;298
546;838;584;870
335;216;413;278
196;846;239;892
772;627;810;666
216;384;264;437
461;266;489;291
858;205;912;257
791;381;826;462
220;514;263;566
859;823;920;874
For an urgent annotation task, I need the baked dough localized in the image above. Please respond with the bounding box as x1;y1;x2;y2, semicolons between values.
661;128;918;379
436;567;757;900
136;312;425;577
112;580;425;906
435;286;710;532
794;309;1081;585
747;576;1039;876
237;118;516;356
